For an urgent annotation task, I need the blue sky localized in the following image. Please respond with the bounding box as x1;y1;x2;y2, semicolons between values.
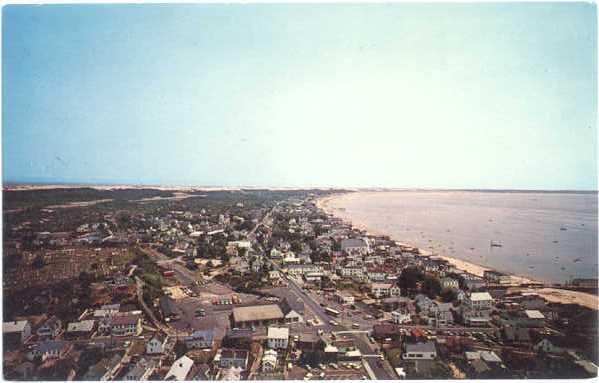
3;3;597;189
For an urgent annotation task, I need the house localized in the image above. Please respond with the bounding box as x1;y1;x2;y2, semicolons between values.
341;238;370;255
146;332;168;354
483;270;512;285
185;329;214;349
462;274;486;290
502;327;530;343
165;355;194;381
403;342;437;360
339;266;365;279
160;295;180;321
111;315;142;336
3;320;32;346
534;337;566;354
462;292;494;326
267;327;289;350
440;277;459;291
232;304;284;328
414;294;434;312
222;329;253;350
280;298;304;324
36;316;62;339
83;354;123;381
261;349;278;372
297;331;321;350
370;283;400;298
335;292;355;305
522;310;546;327
426;302;454;326
122;358;156;381
26;341;70;362
392;310;411;325
65;320;95;339
218;349;249;369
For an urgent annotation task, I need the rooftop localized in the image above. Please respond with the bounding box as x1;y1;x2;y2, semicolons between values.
232;304;284;323
267;326;289;339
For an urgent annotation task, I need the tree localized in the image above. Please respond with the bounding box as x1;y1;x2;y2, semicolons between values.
174;341;188;358
422;277;442;299
440;288;457;303
398;267;424;294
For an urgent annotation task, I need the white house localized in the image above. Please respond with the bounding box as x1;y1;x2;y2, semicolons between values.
403;342;437;360
462;292;494;325
392;310;411;324
534;338;565;354
185;330;214;349
165;355;194;381
37;316;62;339
267;327;289;350
261;349;278;372
146;333;168;355
219;349;249;369
440;277;459;291
370;283;400;298
3;320;32;345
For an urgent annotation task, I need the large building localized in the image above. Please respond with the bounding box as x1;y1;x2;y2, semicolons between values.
232;305;285;328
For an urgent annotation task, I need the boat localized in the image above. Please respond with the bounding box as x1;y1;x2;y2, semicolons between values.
560;227;567;231
553;240;559;244
490;240;502;247
573;258;582;263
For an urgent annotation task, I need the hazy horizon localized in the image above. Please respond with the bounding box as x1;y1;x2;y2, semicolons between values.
3;3;597;190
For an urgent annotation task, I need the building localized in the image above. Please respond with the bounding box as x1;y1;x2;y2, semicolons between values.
483;270;512;285
261;349;278;372
335;292;355;305
219;349;249;369
370;283;400;298
341;238;370;255
159;295;180;321
440;277;459;291
110;315;142;336
26;341;70;362
36;316;62;339
146;333;168;354
392;310;411;325
65;320;95;339
523;310;546;327
462;292;494;326
232;304;284;328
83;354;123;381
165;355;194;381
122;358;156;381
403;342;437;360
462;274;486;290
185;330;214;349
3;320;32;346
267;327;289;350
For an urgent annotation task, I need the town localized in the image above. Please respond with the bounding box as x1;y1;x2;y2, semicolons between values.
3;187;598;380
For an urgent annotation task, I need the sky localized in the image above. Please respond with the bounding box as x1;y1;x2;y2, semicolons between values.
2;3;597;190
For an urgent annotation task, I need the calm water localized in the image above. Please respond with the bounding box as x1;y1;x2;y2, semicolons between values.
327;191;598;283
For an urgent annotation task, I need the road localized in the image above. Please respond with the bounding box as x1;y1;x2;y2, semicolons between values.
275;266;395;379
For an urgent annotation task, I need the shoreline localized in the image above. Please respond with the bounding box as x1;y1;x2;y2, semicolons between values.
315;193;534;282
316;193;599;311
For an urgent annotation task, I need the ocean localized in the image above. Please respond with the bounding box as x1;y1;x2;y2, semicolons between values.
324;191;598;284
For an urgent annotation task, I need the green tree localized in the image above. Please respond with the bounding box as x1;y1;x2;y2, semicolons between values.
439;288;457;303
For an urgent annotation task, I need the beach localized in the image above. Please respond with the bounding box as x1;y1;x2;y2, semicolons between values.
317;192;599;311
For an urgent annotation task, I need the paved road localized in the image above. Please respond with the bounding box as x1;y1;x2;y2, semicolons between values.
275;266;394;379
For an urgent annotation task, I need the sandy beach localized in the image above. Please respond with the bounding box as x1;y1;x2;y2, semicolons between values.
317;193;599;311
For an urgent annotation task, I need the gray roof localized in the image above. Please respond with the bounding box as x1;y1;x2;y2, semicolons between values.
3;320;29;333
232;304;284;323
405;342;436;354
341;238;368;250
67;320;95;333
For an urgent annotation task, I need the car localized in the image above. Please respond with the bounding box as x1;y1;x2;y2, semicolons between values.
352;323;360;329
318;329;324;336
365;315;374;320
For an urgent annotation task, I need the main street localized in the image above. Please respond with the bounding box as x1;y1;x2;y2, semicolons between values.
275;266;395;380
